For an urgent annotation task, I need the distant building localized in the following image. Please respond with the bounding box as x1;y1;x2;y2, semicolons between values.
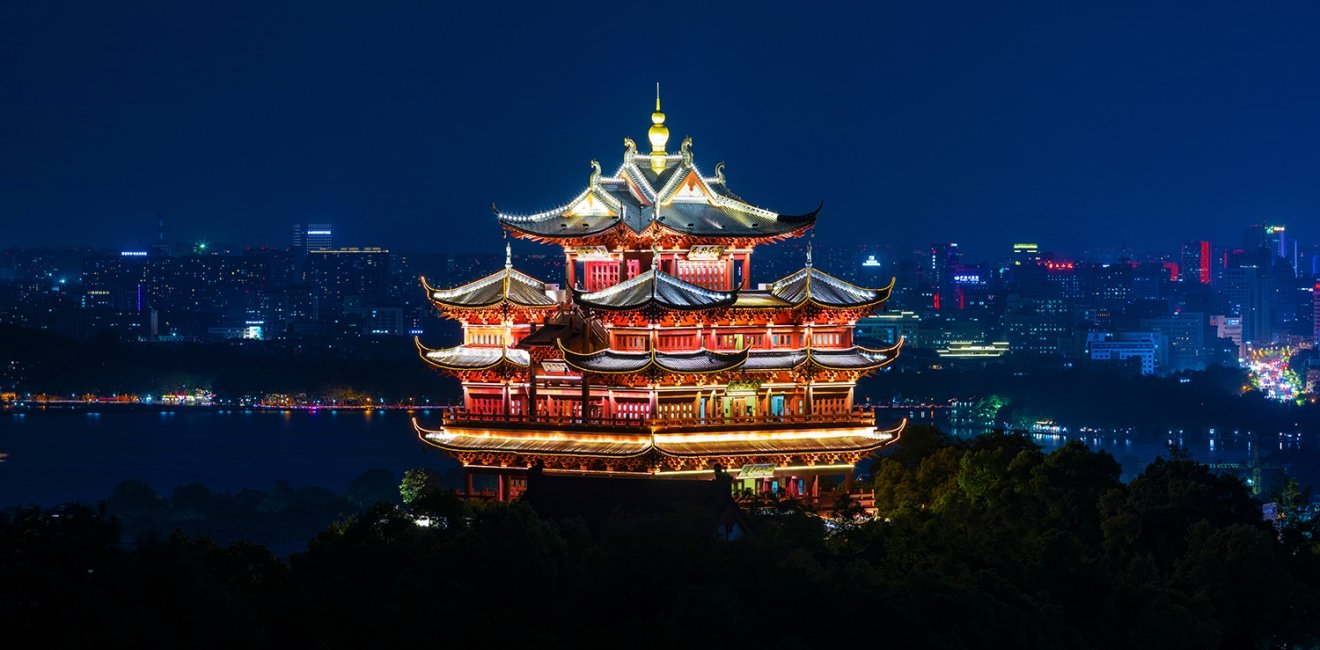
855;311;920;347
305;247;391;322
1313;283;1320;347
291;223;333;252
1141;312;1207;372
1211;315;1245;359
937;341;1010;359
1087;331;1167;375
1004;291;1071;357
1180;240;1212;285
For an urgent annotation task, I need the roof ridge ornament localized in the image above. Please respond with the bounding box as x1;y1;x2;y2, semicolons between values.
714;161;726;184
648;83;669;173
589;160;602;190
623;137;637;159
805;241;813;268
680;136;693;168
505;241;512;269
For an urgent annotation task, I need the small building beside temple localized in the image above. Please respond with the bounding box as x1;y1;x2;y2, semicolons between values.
413;93;903;506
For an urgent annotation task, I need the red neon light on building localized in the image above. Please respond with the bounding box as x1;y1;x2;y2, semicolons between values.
1199;241;1211;284
1164;262;1179;282
932;291;941;311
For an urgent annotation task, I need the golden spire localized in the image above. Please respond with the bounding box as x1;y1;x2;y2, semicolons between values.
648;83;669;173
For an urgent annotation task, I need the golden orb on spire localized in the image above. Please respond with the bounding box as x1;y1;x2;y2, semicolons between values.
648;83;669;172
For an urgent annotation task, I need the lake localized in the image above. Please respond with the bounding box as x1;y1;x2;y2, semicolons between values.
1;408;1308;508
0;408;455;507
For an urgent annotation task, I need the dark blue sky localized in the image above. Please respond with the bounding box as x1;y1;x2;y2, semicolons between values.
2;1;1317;260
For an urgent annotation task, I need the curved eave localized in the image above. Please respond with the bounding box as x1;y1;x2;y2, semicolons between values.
420;273;558;311
805;275;896;309
808;338;905;371
498;211;627;240
654;418;906;457
655;348;749;374
415;337;530;371
769;270;896;309
572;279;739;312
556;340;750;375
572;293;739;312
743;349;810;372
653;215;816;240
413;419;653;458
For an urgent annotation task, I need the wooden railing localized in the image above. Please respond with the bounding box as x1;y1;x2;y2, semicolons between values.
441;408;877;430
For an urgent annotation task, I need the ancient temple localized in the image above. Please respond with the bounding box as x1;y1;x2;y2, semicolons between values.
414;93;903;502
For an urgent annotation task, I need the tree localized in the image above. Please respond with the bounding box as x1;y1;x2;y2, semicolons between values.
347;469;399;509
399;468;440;506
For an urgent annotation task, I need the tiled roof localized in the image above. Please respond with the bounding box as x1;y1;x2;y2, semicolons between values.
498;151;817;239
415;339;531;370
422;268;557;309
558;344;749;374
768;268;895;308
574;269;737;311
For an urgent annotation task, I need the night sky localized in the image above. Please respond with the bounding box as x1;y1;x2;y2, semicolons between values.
3;1;1318;260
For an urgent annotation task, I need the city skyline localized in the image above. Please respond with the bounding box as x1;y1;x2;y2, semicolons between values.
3;2;1319;259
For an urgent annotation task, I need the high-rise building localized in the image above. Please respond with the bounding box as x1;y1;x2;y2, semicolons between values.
929;242;959;310
1141;312;1207;372
305;247;391;321
413;99;903;501
1313;283;1320;347
291;223;333;252
1180;240;1211;285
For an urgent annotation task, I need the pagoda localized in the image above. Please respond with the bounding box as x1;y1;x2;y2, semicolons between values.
414;93;903;503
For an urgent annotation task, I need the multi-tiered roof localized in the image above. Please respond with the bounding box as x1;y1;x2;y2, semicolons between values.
413;94;903;496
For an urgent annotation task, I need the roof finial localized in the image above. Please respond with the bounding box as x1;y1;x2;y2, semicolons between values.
505;241;512;269
805;241;813;268
651;243;660;272
648;83;669;173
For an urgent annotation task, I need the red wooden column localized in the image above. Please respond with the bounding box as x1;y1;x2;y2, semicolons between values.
580;373;590;423
741;254;751;289
497;473;506;502
565;251;576;288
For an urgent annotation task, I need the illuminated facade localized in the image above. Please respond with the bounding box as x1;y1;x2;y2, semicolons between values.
414;97;903;500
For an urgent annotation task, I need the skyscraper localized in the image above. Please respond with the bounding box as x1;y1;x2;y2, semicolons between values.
291;223;333;252
1180;240;1211;285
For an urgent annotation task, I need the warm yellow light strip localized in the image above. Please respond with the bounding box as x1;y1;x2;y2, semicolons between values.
659;463;858;476
655;428;885;444
431;429;650;445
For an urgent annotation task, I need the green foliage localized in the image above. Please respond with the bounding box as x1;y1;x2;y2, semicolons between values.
4;444;1320;647
399;467;439;505
346;468;399;508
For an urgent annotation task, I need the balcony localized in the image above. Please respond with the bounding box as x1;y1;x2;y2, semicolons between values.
440;408;878;434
